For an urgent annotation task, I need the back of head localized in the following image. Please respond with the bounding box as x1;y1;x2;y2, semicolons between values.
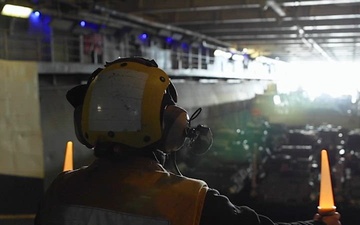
66;57;189;157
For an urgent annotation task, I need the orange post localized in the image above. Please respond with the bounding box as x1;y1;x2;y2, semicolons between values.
63;141;74;171
318;149;336;215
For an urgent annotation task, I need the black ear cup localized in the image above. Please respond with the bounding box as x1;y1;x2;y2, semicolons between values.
73;106;93;148
161;105;189;153
66;84;88;108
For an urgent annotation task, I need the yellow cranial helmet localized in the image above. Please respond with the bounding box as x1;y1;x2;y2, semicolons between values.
67;57;189;152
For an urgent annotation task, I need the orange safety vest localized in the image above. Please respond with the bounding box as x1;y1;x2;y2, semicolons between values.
37;157;208;225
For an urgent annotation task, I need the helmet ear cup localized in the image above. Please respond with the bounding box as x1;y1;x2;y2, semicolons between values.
161;105;189;153
73;106;93;148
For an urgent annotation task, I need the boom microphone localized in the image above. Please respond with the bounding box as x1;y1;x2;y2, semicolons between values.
186;124;213;155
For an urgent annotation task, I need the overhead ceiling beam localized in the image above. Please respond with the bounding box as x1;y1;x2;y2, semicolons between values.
171;13;360;26
132;4;260;14
198;24;360;35
266;0;286;17
298;26;334;62
283;0;360;7
131;0;360;14
93;5;232;48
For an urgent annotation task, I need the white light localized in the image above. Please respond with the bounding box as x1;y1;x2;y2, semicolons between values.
1;4;33;18
226;79;241;83
34;11;40;17
214;49;225;56
232;54;244;61
273;95;282;105
351;93;357;104
339;149;345;155
223;52;232;58
214;49;232;59
199;79;218;83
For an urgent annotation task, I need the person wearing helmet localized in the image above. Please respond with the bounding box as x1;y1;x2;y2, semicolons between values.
35;57;341;225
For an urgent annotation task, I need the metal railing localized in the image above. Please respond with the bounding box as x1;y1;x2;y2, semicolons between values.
0;29;276;79
0;30;82;63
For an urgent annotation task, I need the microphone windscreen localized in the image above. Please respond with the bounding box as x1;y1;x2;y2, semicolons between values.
189;125;213;155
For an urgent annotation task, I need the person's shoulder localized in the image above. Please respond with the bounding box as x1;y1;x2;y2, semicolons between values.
164;172;208;188
181;175;208;187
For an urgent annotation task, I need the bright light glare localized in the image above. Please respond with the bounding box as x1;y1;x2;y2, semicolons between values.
1;4;33;18
276;61;360;101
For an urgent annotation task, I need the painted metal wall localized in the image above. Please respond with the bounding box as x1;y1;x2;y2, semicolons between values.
0;60;43;218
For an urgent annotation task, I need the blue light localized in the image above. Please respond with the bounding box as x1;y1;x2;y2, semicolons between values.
139;33;148;40
166;37;173;44
80;21;86;27
28;12;51;38
86;22;100;31
181;42;188;50
29;11;41;21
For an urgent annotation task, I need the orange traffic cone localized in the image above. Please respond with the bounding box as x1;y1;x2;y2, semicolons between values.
63;141;73;171
318;149;336;215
